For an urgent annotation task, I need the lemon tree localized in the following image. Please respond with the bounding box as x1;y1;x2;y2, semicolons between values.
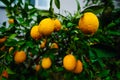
0;0;120;80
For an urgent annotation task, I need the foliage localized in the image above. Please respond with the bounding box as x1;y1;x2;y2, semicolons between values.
0;0;120;80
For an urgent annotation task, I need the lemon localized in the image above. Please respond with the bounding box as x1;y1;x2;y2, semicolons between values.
30;25;42;40
0;36;7;44
63;54;76;71
8;19;14;24
41;57;52;69
40;39;47;48
78;12;99;35
50;42;59;49
35;64;41;72
38;18;54;36
53;19;61;31
73;60;83;74
14;51;26;64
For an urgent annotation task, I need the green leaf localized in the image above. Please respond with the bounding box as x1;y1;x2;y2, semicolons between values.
54;0;60;9
105;76;111;80
74;37;79;41
107;30;120;36
92;48;117;58
116;71;120;79
82;5;104;14
6;68;15;74
9;0;15;4
0;0;9;6
67;22;74;27
2;22;6;26
25;41;34;48
75;0;81;11
0;27;6;34
98;59;106;68
107;22;116;29
56;67;64;72
98;70;110;77
17;40;25;45
8;34;17;39
1;77;7;80
17;17;24;23
0;53;5;59
92;0;99;4
89;50;97;63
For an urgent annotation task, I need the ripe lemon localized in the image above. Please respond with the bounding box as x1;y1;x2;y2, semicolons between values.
40;39;46;48
0;36;7;44
8;19;14;24
14;51;26;64
50;42;59;49
35;64;41;72
78;12;99;35
30;25;42;40
38;18;54;36
63;54;76;71
53;19;61;31
73;60;83;74
41;57;52;69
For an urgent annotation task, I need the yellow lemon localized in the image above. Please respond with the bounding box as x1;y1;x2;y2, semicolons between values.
38;18;54;36
8;19;14;24
41;57;52;69
40;39;47;48
78;12;99;35
30;25;42;40
63;54;76;71
73;60;83;74
35;64;41;72
0;36;7;44
53;19;61;31
14;51;26;64
50;42;59;49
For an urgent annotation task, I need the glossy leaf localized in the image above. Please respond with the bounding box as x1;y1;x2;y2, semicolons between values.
6;68;15;74
75;0;81;11
82;5;104;14
54;0;60;9
92;47;117;58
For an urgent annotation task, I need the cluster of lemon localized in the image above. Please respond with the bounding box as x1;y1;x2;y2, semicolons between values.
14;50;52;72
13;51;83;73
30;18;61;40
5;12;99;73
63;54;83;73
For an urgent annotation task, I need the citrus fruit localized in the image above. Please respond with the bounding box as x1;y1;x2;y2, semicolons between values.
40;39;46;48
63;54;76;71
50;42;59;49
73;60;83;74
8;19;14;24
0;45;5;51
38;18;54;36
53;19;61;31
2;70;8;78
0;36;7;44
41;57;52;69
14;51;26;64
35;64;41;72
78;12;99;35
30;25;42;40
9;47;14;53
